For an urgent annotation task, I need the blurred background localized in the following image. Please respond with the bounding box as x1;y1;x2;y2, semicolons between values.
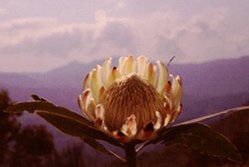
0;0;249;166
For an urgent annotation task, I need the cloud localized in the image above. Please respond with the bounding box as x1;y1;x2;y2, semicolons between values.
116;0;126;9
5;31;82;57
0;18;92;57
1;6;249;72
0;12;136;60
0;8;7;16
93;21;136;55
126;8;249;63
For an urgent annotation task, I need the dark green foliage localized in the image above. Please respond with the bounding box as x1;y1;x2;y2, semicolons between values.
6;98;92;126
15;125;54;155
0;90;21;165
5;92;248;166
0;90;55;167
6;95;123;156
159;123;241;162
212;107;249;165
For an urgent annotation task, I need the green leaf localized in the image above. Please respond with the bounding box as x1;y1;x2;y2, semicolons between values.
83;138;114;155
37;111;122;147
7;100;121;156
6;100;91;126
83;138;125;162
177;106;249;125
153;123;242;162
6;100;123;148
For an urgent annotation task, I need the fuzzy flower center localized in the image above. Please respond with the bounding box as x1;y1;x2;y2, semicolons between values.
100;74;166;131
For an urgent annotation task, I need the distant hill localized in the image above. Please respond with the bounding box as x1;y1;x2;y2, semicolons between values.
1;56;249;118
171;56;249;97
1;55;249;153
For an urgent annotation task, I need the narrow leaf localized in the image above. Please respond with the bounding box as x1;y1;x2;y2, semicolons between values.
83;138;125;162
37;111;123;148
6;100;123;148
83;138;113;155
6;101;92;126
177;106;249;126
153;123;242;162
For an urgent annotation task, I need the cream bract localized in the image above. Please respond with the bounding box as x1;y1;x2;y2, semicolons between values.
78;56;182;142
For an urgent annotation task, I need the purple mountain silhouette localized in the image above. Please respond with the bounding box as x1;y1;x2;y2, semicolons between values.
1;56;249;150
0;56;249;160
1;56;248;117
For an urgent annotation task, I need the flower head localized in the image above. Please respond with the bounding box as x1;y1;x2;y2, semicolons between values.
78;56;182;142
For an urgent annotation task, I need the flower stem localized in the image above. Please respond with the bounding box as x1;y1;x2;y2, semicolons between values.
124;144;136;167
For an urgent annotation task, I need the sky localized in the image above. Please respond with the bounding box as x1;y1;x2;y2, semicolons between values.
0;0;249;72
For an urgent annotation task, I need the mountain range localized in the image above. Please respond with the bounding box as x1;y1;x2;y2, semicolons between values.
0;55;249;162
0;56;249;146
1;56;249;119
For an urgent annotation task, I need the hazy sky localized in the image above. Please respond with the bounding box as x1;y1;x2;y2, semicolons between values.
0;0;249;72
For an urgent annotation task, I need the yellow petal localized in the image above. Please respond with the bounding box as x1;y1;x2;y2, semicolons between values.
164;114;171;126
171;103;182;122
137;55;148;77
106;67;121;87
79;89;96;120
144;63;157;87
83;73;90;89
78;95;84;112
164;95;173;110
86;98;96;121
118;56;127;77
154;111;162;130
120;114;137;137
156;61;168;94
102;57;112;85
95;104;105;120
98;86;106;102
81;89;91;109
171;75;182;108
125;55;136;75
90;65;103;102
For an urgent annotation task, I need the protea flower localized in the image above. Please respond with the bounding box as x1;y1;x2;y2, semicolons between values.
78;55;182;143
7;55;243;167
